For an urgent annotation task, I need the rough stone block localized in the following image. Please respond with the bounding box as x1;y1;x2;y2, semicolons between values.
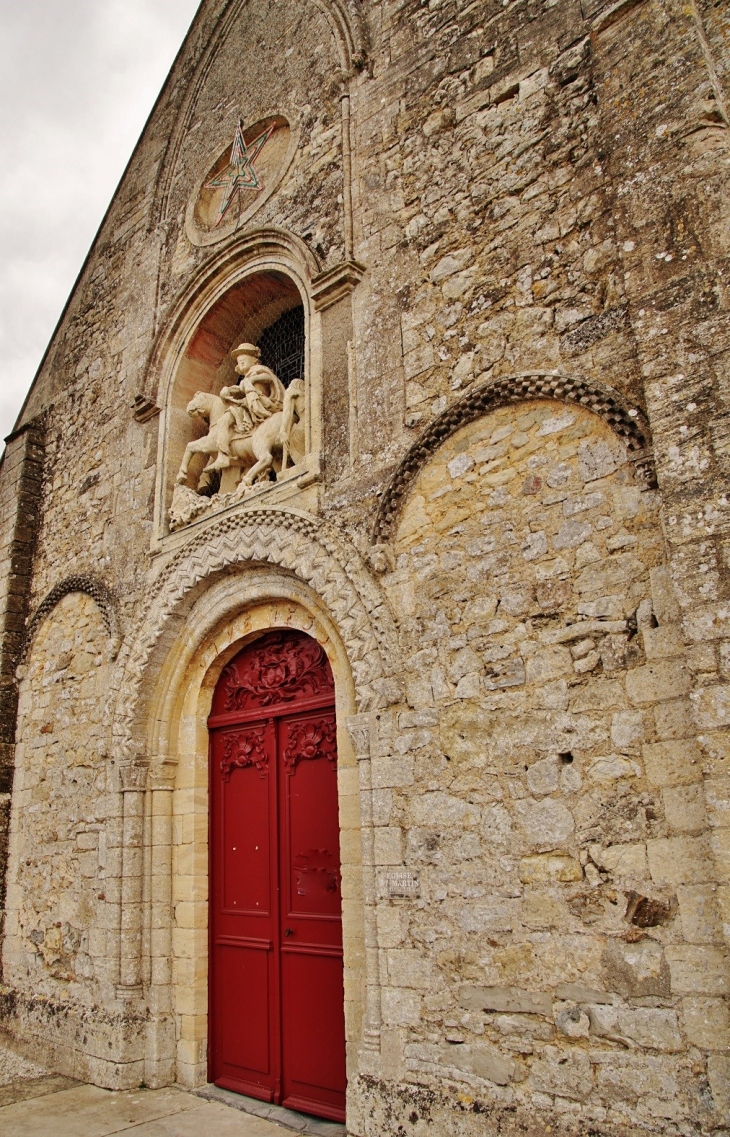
590;842;647;879
368;754;413;791
666;945;730;996
647;835;713;885
708;1055;730;1123
381;986;422;1026
626;660;690;706
602;939;670;997
373;827;403;866
589;1005;682;1052
387;949;437;990
611;709;644;751
525;646;573;684
522;890;569;927
677;884;723;944
642;624;685;661
595;1054;679;1104
643;739;703;787
692;685;730;731
514;798;574;849
460;898;521;933
440;1042;514;1086
459;985;551;1016
555;982;613;1004
682;997;730;1051
710;827;730;879
705;776;730;828
519;853;582;883
529;1045;593;1100
376;905;405;948
650;567;681;625
661;784;708;834
525;756;560;795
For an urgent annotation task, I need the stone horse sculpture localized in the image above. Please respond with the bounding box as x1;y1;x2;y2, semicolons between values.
175;380;305;494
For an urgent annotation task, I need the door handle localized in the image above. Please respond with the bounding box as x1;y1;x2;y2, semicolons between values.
284;927;294;937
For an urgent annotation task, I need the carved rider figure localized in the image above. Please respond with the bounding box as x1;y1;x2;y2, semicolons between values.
215;342;286;468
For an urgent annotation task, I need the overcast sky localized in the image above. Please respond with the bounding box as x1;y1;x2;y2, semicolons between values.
0;0;201;440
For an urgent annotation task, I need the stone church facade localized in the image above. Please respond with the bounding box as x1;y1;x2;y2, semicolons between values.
1;0;729;1132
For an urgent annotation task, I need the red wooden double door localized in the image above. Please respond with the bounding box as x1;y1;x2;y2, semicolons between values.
209;630;346;1122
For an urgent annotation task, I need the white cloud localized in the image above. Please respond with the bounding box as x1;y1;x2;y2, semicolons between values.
0;0;200;439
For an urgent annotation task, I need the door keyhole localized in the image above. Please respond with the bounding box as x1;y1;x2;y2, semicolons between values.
284;927;294;937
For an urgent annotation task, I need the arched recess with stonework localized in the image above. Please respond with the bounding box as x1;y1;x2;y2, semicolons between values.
4;591;114;1017
147;223;365;544
151;0;368;232
147;229;323;543
372;371;656;545
109;508;400;1089
21;574;121;663
369;393;720;1098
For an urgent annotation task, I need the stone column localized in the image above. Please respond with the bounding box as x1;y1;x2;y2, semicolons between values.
116;760;149;999
346;713;382;1077
340;89;354;260
145;760;176;1085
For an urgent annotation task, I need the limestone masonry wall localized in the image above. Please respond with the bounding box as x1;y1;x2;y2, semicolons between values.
0;0;727;1133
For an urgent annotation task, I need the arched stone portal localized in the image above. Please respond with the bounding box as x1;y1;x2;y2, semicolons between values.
109;509;401;1092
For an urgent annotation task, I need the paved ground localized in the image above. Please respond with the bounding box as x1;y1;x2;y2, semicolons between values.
0;1038;346;1136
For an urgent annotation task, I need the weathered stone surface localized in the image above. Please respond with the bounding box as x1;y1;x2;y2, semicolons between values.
459;986;551;1017
0;0;727;1132
602;940;670;998
519;854;582;883
588;1005;682;1052
666;946;730;997
439;1042;514;1086
682;997;730;1051
529;1046;593;1101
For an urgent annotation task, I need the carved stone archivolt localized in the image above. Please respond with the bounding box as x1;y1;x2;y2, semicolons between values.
111;509;401;760
22;575;121;663
372;371;657;544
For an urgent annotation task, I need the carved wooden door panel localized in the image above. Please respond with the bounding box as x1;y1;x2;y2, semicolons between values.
209;631;346;1123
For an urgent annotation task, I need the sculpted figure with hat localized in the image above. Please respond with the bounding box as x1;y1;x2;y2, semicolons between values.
215;343;286;468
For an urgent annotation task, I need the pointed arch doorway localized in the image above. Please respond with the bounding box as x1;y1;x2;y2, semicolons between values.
208;629;347;1122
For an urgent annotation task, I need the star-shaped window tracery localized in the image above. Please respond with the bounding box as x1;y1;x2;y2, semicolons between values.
205;119;276;226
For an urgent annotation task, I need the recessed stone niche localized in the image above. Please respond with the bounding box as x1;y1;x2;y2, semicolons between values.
163;269;307;530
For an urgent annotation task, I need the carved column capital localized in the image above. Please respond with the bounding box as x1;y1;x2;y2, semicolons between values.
628;446;658;490
119;761;149;792
148;758;177;792
345;713;373;761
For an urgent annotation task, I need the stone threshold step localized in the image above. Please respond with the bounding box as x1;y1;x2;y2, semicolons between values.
193;1084;347;1137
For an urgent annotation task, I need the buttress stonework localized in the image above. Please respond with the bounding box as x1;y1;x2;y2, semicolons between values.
0;1;729;1133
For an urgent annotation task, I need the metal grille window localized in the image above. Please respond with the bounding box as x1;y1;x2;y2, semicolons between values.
258;305;305;387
